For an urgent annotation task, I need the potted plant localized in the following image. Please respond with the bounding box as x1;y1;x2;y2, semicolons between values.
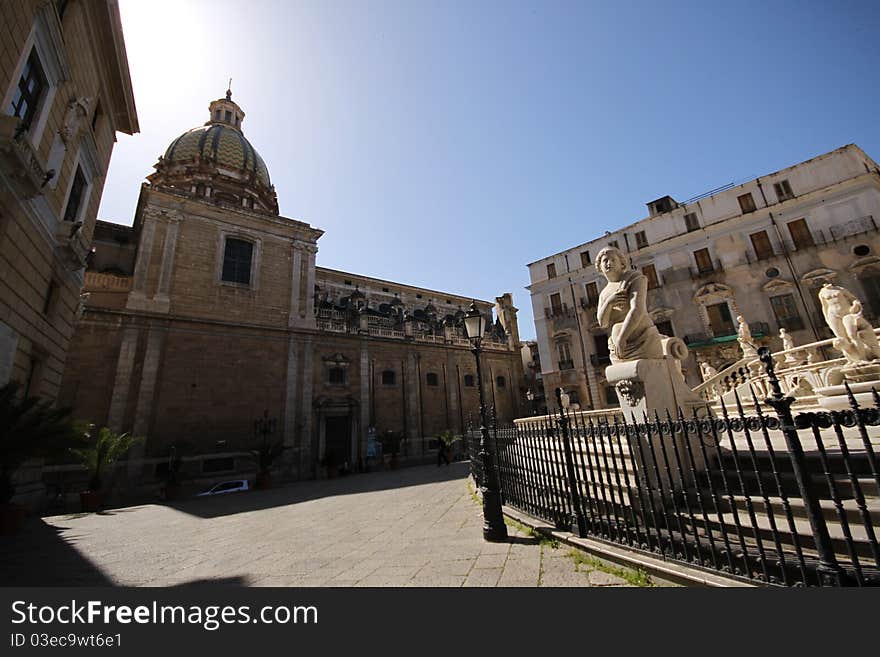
437;429;461;463
251;440;286;489
70;426;141;512
0;382;78;534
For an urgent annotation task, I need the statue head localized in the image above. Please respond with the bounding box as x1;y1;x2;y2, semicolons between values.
595;246;628;282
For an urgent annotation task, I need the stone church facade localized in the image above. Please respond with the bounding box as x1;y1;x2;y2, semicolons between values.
59;92;524;484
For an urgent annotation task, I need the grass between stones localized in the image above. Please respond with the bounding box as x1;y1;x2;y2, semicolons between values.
468;478;654;587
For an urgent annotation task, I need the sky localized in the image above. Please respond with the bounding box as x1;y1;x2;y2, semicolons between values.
99;0;880;340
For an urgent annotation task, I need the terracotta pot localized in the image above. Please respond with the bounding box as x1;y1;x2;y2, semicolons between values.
0;503;27;535
256;472;272;489
80;490;103;512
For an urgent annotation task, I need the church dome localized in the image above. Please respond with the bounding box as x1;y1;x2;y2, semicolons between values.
148;90;279;215
163;123;271;188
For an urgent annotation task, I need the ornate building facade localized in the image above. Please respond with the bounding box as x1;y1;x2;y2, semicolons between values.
0;0;137;402
59;92;524;486
528;144;880;409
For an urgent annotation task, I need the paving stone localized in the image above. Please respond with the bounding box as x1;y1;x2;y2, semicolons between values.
0;463;645;588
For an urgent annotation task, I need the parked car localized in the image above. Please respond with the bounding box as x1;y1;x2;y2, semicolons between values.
195;480;250;497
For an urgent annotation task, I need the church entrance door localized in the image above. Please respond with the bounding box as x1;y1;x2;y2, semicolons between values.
324;415;352;465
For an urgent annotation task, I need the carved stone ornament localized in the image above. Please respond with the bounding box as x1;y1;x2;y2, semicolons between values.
615;379;645;406
61;97;92;143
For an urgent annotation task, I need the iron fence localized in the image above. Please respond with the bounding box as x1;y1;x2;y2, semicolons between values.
467;354;880;587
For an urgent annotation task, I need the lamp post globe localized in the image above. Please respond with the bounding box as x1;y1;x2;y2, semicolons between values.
464;301;507;542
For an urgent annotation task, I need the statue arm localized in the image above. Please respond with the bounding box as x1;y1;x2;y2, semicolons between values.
617;274;648;348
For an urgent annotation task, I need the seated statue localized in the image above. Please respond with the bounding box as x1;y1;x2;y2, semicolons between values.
819;283;880;363
595;246;663;363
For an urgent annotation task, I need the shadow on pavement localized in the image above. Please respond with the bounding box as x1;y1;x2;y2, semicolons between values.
171;462;473;519
0;518;114;586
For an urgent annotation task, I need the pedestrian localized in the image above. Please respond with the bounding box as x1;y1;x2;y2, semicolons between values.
437;444;450;467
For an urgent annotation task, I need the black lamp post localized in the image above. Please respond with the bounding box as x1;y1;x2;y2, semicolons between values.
464;301;508;542
526;389;535;416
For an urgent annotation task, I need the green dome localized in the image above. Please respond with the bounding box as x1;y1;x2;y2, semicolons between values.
163;123;271;188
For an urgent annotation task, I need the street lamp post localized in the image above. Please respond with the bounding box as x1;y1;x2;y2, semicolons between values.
526;389;535;416
464;301;508;542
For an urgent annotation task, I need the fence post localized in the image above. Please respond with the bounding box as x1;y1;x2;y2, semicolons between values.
758;347;846;586
555;388;587;537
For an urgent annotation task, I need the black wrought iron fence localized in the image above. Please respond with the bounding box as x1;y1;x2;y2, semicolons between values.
467;350;880;587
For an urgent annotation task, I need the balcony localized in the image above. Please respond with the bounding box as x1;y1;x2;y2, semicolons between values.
54;221;91;270
829;215;877;241
689;260;724;280
0;115;51;200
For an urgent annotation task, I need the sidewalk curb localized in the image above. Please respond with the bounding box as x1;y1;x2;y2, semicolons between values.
501;505;758;588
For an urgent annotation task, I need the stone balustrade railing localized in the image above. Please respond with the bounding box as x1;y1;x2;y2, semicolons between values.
693;327;880;404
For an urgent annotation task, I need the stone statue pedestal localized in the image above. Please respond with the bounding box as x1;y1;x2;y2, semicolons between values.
815;362;880;411
605;339;709;497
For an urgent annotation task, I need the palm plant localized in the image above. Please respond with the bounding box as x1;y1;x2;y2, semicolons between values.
437;429;461;450
70;426;141;492
0;382;78;504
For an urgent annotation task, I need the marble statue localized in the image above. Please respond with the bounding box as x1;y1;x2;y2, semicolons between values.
737;315;758;358
819;283;880;363
595;246;663;363
779;328;799;364
700;361;717;381
61;97;92;143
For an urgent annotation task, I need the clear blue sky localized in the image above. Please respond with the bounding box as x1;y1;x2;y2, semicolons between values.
100;0;880;339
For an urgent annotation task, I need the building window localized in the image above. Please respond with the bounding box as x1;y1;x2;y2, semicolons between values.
224;110;232;122
580;251;591;268
635;231;648;249
774;179;794;202
738;193;757;213
221;238;254;285
592;333;610;365
63;166;88;222
706;301;735;336
584;281;599;307
787;218;815;250
463;374;475;387
546;263;556;278
655;319;673;336
10;48;47;129
566;390;580;406
329;367;346;385
549;292;563;315
684;212;700;232
642;264;660;289
426;372;439;386
381;370;396;385
860;273;880;318
609;240;619;249
495;376;506;388
749;230;774;260
769;294;804;331
557;342;573;370
693;248;714;274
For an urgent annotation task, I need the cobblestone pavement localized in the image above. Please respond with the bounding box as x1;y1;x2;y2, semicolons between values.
0;463;641;587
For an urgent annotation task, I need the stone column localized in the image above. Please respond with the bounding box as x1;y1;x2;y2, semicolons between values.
302;246;317;328
359;340;370;466
288;247;303;326
283;337;298;447
127;327;165;480
299;335;315;475
153;214;181;311
446;350;460;432
106;326;139;432
126;218;156;309
404;352;420;449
